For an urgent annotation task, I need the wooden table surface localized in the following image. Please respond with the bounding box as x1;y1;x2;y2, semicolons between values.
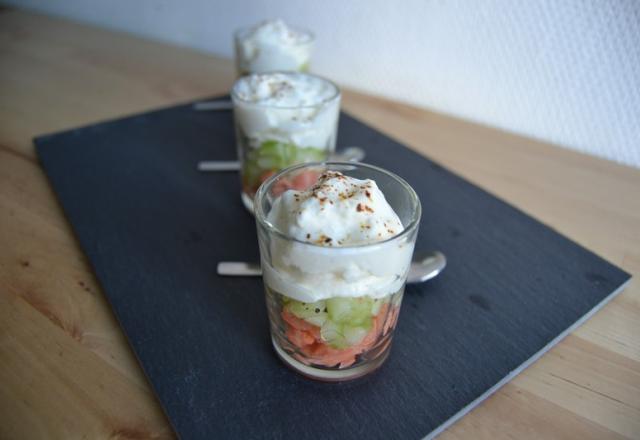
1;9;638;439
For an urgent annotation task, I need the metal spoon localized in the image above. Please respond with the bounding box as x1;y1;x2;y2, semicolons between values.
193;100;233;111
197;146;366;172
217;250;446;284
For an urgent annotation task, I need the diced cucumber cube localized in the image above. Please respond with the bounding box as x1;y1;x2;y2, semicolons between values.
326;296;374;326
295;147;326;163
326;297;353;323
258;140;284;156
259;140;297;167
320;319;347;349
256;156;278;169
286;299;326;320
305;313;328;327
352;298;374;323
371;298;383;316
244;140;328;188
343;325;368;346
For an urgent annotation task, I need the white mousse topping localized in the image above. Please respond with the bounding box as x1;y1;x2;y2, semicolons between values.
236;19;312;73
269;171;404;245
233;73;337;108
242;19;311;47
263;171;414;302
232;73;340;150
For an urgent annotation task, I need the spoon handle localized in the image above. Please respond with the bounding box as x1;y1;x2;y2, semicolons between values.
217;261;262;276
198;161;240;171
193;100;233;111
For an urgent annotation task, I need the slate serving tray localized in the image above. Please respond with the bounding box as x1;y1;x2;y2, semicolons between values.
35;98;631;439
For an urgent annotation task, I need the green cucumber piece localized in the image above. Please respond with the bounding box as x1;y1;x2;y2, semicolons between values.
244;140;327;187
325;297;351;323
326;297;374;326
320;319;347;349
321;321;369;348
371;298;383;316
258;140;297;167
305;313;328;327
343;325;368;346
294;147;326;163
286;299;326;320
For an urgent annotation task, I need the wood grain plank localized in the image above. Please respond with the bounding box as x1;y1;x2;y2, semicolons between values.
0;148;152;389
0;293;172;439
443;383;628;440
0;9;233;156
573;292;640;363
513;335;640;438
341;90;640;268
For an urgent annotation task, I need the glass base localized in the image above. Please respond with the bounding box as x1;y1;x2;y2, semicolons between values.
241;191;255;214
272;336;391;382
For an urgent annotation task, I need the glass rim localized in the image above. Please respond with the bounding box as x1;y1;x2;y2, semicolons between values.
231;72;341;110
233;23;315;46
254;161;422;250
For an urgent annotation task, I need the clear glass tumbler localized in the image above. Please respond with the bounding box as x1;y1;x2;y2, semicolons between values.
254;162;422;381
234;25;314;76
231;73;341;212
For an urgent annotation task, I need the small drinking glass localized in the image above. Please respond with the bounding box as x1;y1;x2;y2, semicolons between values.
234;23;314;76
231;73;341;212
254;162;422;381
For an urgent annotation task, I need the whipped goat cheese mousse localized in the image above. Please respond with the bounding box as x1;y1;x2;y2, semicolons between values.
264;171;410;301
234;19;313;75
255;163;421;381
231;72;341;211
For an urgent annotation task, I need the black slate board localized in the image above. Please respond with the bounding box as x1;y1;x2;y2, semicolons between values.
35;98;631;440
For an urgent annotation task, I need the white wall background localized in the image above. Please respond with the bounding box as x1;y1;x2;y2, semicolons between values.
8;0;640;167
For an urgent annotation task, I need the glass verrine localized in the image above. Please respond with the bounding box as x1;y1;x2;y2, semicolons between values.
234;21;314;76
255;162;422;381
232;72;341;212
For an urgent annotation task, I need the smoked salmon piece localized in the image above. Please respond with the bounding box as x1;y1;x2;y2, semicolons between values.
282;309;321;340
281;303;400;369
291;170;320;191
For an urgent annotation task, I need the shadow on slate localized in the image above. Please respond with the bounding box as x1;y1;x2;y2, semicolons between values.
35;97;631;440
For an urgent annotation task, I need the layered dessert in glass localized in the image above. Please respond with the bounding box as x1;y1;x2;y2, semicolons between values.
254;163;421;381
232;72;341;211
234;19;314;76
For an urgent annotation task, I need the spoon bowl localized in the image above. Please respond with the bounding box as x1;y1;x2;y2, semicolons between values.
406;250;447;283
